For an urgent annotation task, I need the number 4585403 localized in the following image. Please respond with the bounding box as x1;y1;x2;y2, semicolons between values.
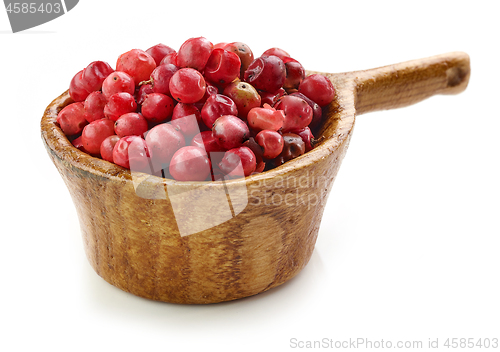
444;338;499;349
6;2;62;14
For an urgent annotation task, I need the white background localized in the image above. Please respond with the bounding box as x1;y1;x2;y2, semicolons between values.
1;1;499;351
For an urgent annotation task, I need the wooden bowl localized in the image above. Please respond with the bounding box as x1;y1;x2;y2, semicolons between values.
41;52;470;304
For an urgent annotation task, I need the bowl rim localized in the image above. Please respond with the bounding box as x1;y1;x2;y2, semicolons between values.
41;72;355;189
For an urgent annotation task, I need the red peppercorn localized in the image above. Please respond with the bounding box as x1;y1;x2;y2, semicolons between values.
243;137;265;172
71;136;90;153
289;126;315;152
191;131;226;153
289;92;323;130
57;102;88;136
114;112;148;138
69;70;91;102
298;74;335;107
283;58;305;90
219;146;256;177
204;48;241;87
135;83;154;105
222;81;261;119
244;55;286;93
116;49;156;85
259;87;286;107
274;132;306;165
145;43;176;66
81;118;115;155
69;61;113;102
169;68;207;104
81;61;114;93
151;63;178;96
255;130;284;159
176;37;213;71
262;47;290;61
102;71;135;100
212;115;250;150
84;91;107;123
171;103;203;139
201;94;238;129
113;135;152;173
100;135;120;163
160;52;178;66
169;146;212;181
223;42;254;78
275;95;313;132
103;92;137;122
141;93;175;123
247;104;285;131
145;123;186;172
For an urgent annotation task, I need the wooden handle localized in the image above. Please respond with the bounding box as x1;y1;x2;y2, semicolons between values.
354;52;470;115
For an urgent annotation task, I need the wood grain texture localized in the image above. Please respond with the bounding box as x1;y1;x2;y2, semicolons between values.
353;51;470;114
41;52;470;304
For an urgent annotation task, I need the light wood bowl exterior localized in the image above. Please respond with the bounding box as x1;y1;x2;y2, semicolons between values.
41;52;470;304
